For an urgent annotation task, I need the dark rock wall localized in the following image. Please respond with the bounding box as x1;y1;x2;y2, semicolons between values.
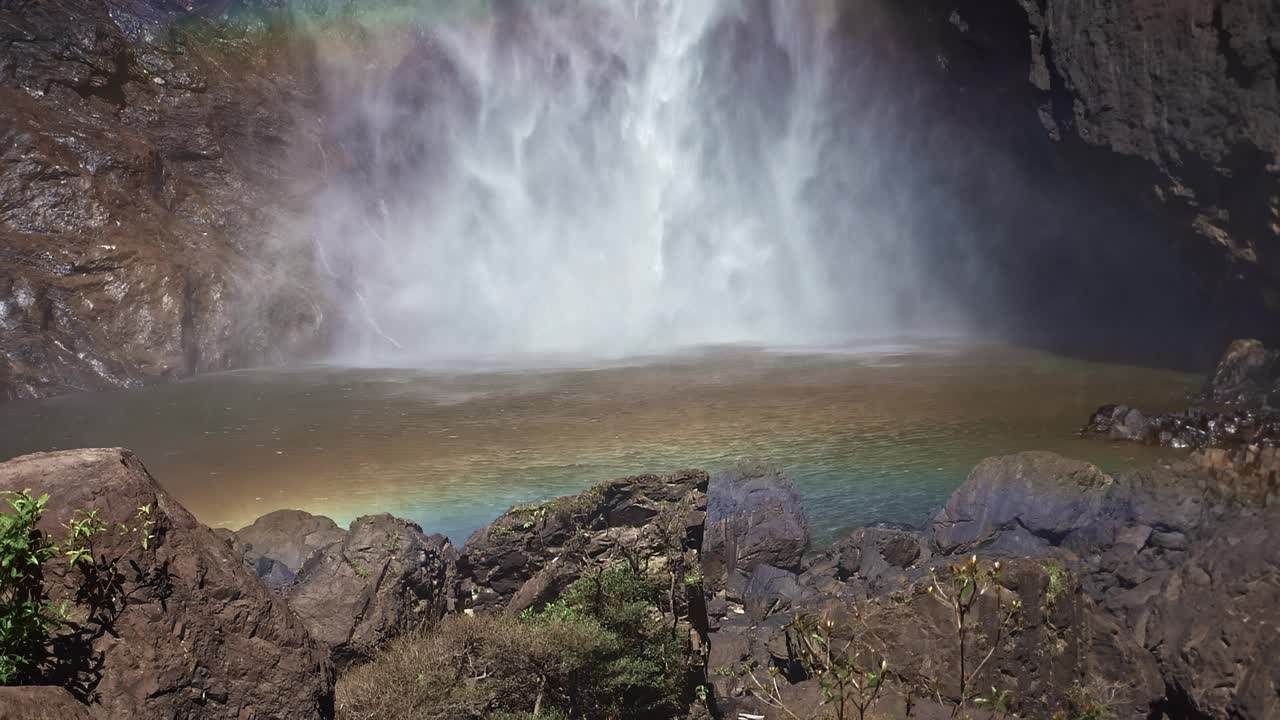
906;0;1280;365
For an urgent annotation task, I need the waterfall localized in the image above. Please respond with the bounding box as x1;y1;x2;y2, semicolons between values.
306;0;966;365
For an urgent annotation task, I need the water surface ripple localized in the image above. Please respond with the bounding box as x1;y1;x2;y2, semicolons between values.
0;341;1195;544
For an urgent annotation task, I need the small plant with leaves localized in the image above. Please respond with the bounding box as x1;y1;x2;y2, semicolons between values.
1040;561;1072;611
62;502;160;634
0;490;63;684
731;611;892;720
790;614;891;720
61;509;106;568
927;555;1022;718
975;686;1014;718
0;491;161;688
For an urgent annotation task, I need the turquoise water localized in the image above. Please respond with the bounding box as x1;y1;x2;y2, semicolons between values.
0;341;1195;545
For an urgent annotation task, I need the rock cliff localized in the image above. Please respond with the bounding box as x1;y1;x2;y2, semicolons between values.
0;1;331;399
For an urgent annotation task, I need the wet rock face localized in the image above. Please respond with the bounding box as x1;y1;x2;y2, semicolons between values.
286;514;457;670
0;0;331;400
1017;1;1280;301
461;470;709;611
0;448;334;720
895;1;1280;357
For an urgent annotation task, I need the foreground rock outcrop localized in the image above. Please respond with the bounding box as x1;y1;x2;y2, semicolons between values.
461;469;709;611
220;510;457;670
692;447;1278;718
0;449;334;719
287;515;456;670
5;444;1276;719
1146;513;1280;718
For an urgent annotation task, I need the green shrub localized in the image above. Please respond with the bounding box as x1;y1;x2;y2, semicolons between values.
0;490;62;684
542;565;686;716
0;490;157;687
337;611;615;719
1041;561;1073;609
338;565;688;720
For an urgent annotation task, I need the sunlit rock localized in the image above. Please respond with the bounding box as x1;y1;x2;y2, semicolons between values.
0;448;334;720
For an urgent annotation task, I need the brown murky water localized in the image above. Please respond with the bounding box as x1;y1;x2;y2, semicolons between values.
0;341;1196;544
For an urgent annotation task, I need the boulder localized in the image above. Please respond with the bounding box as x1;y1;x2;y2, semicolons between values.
740;564;805;622
825;525;931;596
232;509;348;589
462;470;709;611
286;514;456;670
931;452;1115;553
1200;339;1279;406
701;462;809;592
1082;404;1152;442
0;687;91;720
0;449;333;720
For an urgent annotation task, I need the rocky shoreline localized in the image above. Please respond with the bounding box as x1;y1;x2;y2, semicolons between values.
1084;339;1280;449
0;433;1275;718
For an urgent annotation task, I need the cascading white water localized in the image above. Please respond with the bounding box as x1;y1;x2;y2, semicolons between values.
307;0;968;365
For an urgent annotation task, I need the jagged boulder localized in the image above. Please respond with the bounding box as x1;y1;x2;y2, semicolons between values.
286;514;456;670
701;462;809;592
462;470;709;611
231;509;348;589
824;524;932;596
931;452;1115;553
0;449;333;720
